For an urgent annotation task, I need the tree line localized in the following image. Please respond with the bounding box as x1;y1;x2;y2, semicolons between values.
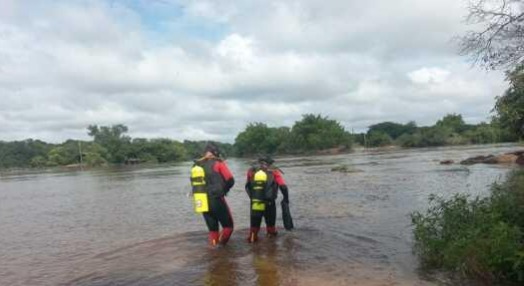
357;113;517;148
1;106;521;169
0;125;233;169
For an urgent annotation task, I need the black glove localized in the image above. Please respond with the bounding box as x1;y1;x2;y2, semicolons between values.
224;178;235;195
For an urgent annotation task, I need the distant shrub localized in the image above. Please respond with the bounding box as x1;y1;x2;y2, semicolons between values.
367;131;393;147
411;170;524;284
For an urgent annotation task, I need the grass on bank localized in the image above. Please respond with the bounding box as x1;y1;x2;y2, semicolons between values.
411;170;524;284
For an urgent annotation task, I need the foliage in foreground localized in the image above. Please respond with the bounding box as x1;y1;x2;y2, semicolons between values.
411;170;524;283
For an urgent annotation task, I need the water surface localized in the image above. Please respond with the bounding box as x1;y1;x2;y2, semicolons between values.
1;144;520;285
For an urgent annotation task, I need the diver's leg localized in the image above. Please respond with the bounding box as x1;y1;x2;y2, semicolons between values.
249;207;264;243
265;200;278;236
203;204;220;246
215;196;234;245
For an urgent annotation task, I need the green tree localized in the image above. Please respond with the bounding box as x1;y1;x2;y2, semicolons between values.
367;131;393;147
0;139;53;168
87;124;131;163
420;127;452;147
458;0;523;141
463;123;500;144
396;126;453;148
397;132;423;148
368;121;417;139
436;114;468;133
46;140;84;166
234;123;286;156
289;114;352;152
30;155;47;168
128;138;155;163
149;139;186;163
83;143;108;167
274;127;292;153
493;67;524;138
183;140;208;159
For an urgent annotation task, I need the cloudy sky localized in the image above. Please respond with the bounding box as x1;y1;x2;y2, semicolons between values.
0;0;507;143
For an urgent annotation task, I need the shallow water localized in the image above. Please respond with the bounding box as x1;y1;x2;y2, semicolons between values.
0;144;520;285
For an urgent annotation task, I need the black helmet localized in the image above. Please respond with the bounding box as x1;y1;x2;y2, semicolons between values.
204;142;220;157
258;156;274;165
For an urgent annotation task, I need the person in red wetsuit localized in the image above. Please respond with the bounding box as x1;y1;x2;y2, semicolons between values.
191;143;235;246
245;156;289;243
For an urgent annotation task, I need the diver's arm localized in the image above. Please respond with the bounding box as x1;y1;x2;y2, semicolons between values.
216;161;235;194
273;170;289;203
245;169;254;198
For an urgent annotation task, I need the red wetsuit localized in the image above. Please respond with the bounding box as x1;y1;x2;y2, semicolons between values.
245;167;289;242
194;158;235;246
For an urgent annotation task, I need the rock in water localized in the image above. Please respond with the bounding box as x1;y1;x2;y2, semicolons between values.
460;155;495;165
494;154;518;164
460;153;519;165
330;165;364;173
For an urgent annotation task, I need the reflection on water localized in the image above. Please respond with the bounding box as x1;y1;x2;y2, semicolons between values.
0;144;521;285
63;229;411;286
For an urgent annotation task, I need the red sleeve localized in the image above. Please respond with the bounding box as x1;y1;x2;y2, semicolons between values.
214;161;234;181
246;169;254;181
273;170;286;186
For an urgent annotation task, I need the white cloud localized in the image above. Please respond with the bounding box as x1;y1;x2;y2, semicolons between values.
0;0;509;142
408;67;451;84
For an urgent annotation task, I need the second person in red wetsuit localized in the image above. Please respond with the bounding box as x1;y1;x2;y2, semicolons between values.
245;156;289;243
190;143;235;246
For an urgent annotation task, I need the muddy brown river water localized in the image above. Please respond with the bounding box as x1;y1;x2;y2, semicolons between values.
0;144;520;286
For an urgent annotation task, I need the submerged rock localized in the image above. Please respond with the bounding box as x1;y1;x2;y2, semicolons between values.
331;165;364;173
440;160;454;165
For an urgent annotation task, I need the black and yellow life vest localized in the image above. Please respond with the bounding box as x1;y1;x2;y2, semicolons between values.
190;159;226;213
249;168;277;211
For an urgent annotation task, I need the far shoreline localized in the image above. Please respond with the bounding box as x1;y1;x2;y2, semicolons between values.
1;142;521;173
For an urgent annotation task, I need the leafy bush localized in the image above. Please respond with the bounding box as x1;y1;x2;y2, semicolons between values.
411;170;524;283
234;114;352;156
367;131;393;147
289;114;352;152
234;123;289;156
368;121;417;139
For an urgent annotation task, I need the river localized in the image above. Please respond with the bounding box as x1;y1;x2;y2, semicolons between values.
0;144;520;286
